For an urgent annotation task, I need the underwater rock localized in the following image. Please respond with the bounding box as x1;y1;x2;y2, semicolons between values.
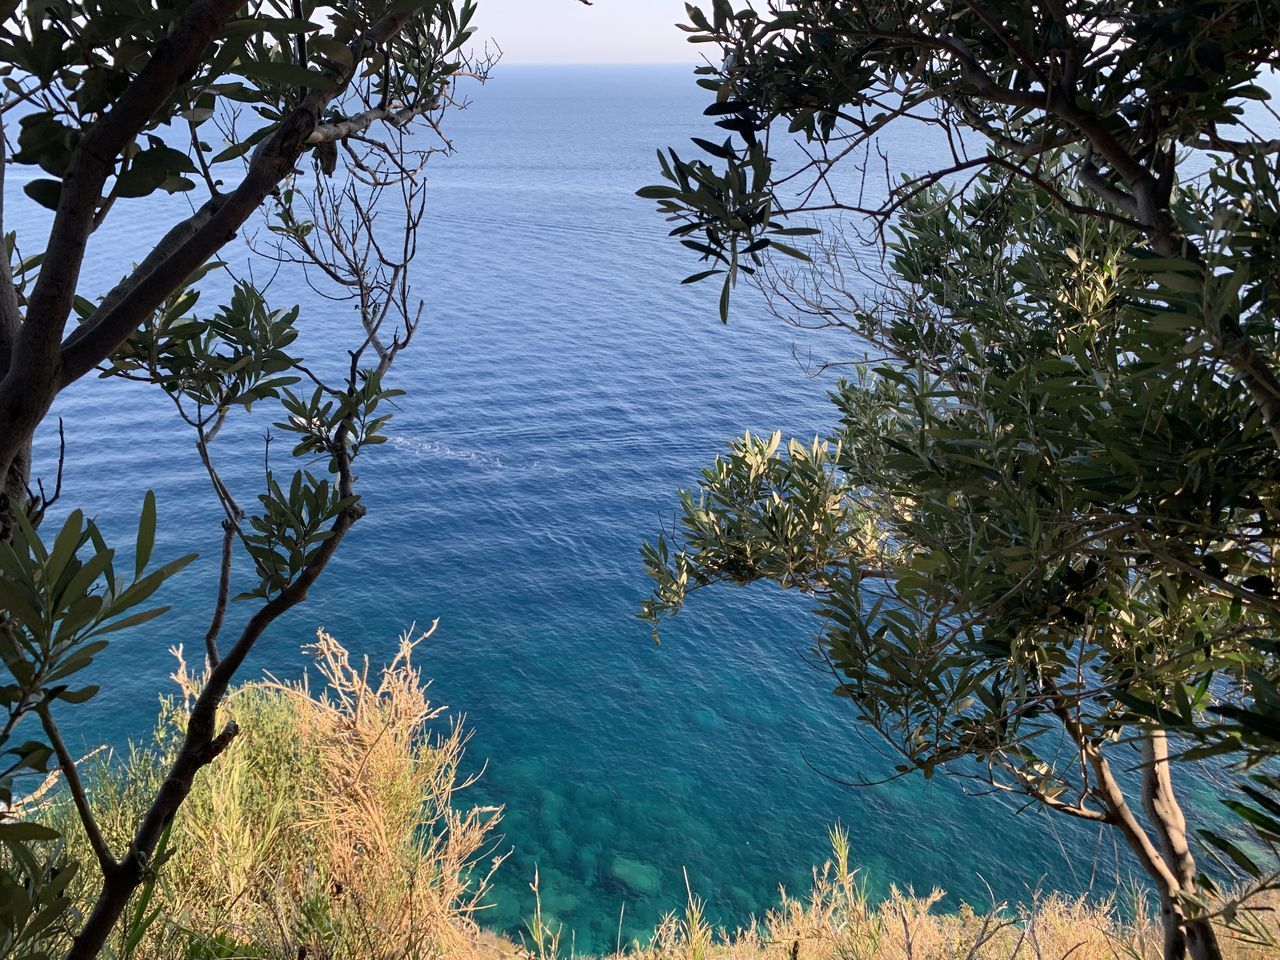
485;893;520;932
609;855;661;898
539;787;567;821
691;706;723;729
582;813;614;844
576;845;599;884
548;826;574;862
730;885;757;914
542;888;580;918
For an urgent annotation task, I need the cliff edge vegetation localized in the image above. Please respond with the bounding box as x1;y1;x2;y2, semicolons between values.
10;633;1276;960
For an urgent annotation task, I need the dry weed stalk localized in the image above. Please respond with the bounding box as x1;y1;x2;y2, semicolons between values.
37;650;1280;960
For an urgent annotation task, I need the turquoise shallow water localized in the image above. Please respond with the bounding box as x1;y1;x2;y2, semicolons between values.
17;65;1164;952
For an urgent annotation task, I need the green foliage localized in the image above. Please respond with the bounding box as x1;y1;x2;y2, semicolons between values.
103;270;407;601
0;0;486;954
643;164;1280;927
106;278;302;414
647;3;1280;929
0;497;195;805
0;497;193;959
0;0;478;210
0;838;78;960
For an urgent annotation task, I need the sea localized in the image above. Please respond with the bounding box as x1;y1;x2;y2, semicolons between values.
13;65;1207;953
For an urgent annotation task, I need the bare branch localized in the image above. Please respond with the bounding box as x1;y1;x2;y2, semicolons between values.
202;515;239;669
306;98;441;144
36;702;115;875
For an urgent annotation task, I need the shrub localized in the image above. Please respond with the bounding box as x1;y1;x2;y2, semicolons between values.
43;628;503;960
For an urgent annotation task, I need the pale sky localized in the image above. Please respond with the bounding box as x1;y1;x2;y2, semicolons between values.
471;0;700;64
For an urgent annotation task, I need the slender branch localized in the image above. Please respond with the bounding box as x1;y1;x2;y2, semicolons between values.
1078;148;1139;216
27;418;65;527
1004;765;1111;823
959;0;1050;89
1190;134;1280;156
202;516;239;668
0;120;22;371
36;702;116;875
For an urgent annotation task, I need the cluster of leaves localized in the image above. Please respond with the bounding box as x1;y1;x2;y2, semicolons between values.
0;839;77;960
640;431;856;626
1;497;195;809
275;371;402;464
0;0;478;212
239;371;401;599
105;276;301;415
242;470;355;600
640;144;818;321
0;496;194;958
643;165;1280;910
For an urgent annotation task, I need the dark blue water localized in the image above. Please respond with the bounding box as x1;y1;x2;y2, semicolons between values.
17;66;1168;952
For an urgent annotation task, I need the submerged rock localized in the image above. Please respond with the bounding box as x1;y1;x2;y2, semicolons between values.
548;826;574;862
609;855;661;898
691;706;723;729
576;845;599;884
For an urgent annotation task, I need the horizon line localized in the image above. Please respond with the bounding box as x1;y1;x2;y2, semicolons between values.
481;59;703;68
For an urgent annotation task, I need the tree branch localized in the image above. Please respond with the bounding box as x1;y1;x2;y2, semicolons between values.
1041;687;1183;899
306;98;441;144
0;119;22;371
202;516;238;668
1004;765;1111;823
1190;134;1280;156
57;6;426;393
36;702;116;876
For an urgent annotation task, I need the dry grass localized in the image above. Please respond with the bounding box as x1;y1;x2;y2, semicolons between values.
58;627;505;960
39;635;1280;960
600;828;1280;960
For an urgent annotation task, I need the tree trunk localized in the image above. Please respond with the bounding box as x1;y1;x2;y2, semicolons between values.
0;119;32;540
0;439;31;540
1142;730;1223;960
1186;918;1223;960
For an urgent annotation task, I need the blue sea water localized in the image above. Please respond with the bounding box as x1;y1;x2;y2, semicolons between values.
15;65;1184;952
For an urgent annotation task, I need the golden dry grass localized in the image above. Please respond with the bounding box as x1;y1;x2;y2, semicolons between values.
598;829;1279;960
62;626;504;960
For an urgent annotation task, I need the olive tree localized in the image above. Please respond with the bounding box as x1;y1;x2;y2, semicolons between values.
642;165;1280;960
0;1;490;957
640;4;1280;955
